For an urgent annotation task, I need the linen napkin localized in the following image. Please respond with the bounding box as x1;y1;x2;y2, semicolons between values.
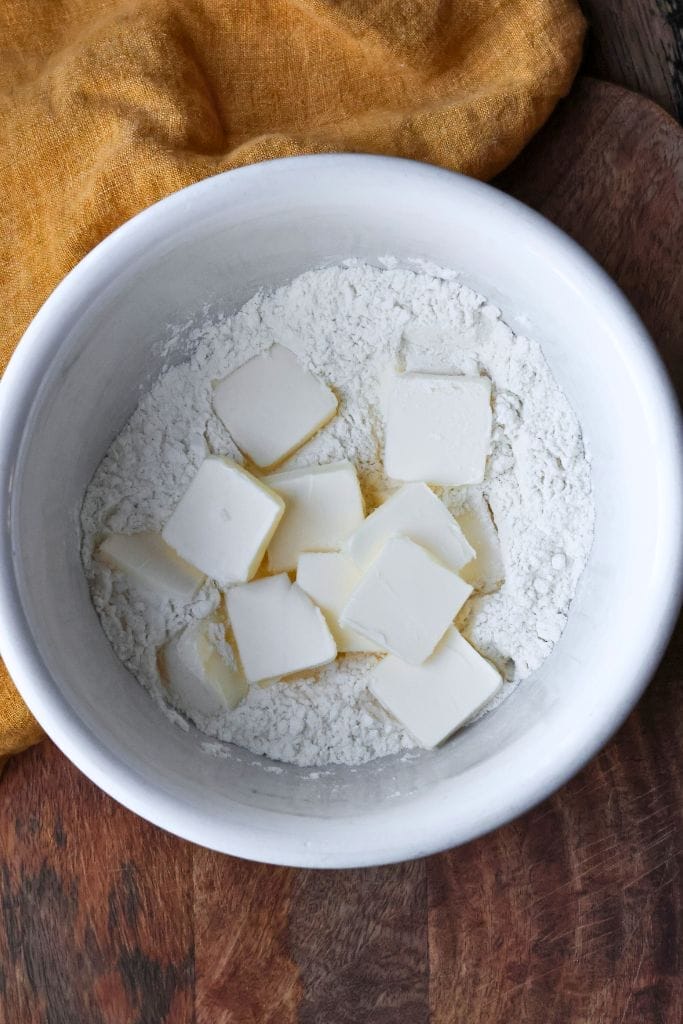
0;0;585;760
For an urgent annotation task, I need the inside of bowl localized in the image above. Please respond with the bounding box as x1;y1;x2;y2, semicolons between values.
7;160;678;858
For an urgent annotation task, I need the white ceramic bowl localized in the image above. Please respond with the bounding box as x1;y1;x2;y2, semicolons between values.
1;156;681;867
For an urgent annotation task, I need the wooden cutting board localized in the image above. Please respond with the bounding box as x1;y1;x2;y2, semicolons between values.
0;79;681;1024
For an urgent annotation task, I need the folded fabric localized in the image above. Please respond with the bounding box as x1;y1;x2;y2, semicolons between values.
0;0;585;759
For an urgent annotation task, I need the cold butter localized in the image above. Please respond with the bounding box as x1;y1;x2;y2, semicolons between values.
346;482;473;573
226;573;337;683
384;372;492;485
162;456;284;585
213;343;338;468
296;551;383;653
265;461;365;573
458;502;505;593
369;626;502;748
96;531;204;601
161;617;248;716
340;536;472;665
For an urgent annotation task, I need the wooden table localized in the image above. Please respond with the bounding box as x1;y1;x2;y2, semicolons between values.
580;0;683;120
1;40;682;1024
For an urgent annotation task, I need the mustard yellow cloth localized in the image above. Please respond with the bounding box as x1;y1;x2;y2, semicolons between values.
0;0;585;760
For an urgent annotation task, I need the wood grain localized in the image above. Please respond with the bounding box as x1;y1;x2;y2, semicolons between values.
193;855;301;1024
0;78;681;1023
428;657;683;1023
0;742;194;1024
192;851;429;1024
287;862;429;1024
581;0;683;120
499;76;683;393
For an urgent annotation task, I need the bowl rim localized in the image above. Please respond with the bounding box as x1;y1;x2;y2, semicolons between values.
1;153;682;867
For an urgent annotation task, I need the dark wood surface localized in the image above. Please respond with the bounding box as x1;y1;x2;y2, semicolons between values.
1;77;681;1024
581;0;683;120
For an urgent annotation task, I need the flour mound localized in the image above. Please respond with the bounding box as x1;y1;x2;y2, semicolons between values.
80;262;594;767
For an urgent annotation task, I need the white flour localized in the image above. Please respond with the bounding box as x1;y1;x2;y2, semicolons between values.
80;261;594;767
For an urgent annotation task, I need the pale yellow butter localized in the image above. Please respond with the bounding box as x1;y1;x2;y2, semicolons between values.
213;343;337;468
340;536;472;665
96;531;204;601
369;626;502;748
162;456;284;585
296;551;382;654
346;482;473;573
458;502;505;593
265;461;365;573
226;573;337;683
384;373;492;486
160;617;248;716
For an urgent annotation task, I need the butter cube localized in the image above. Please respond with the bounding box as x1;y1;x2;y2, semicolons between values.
296;552;383;653
346;482;473;573
161;617;248;716
162;456;284;585
96;531;204;601
213;344;338;468
265;461;365;573
458;503;505;593
340;536;472;665
226;573;337;683
369;626;502;748
385;373;492;485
